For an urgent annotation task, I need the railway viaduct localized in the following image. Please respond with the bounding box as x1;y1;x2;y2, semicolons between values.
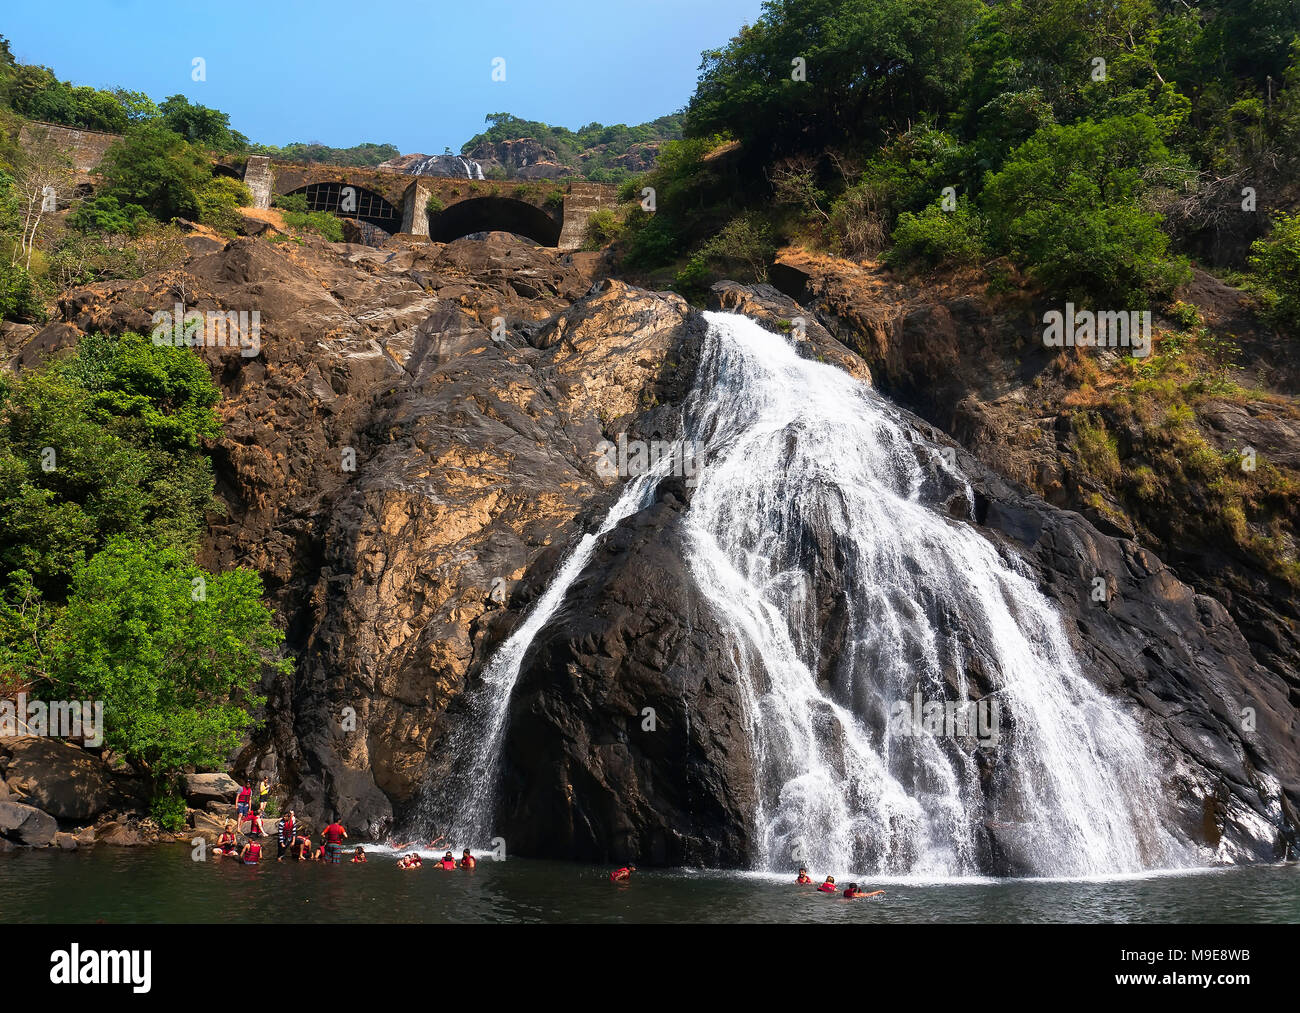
234;156;618;249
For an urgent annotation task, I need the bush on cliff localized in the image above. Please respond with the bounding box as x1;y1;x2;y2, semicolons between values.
982;115;1192;303
97;123;211;223
1248;212;1300;333
41;536;284;778
0;333;219;597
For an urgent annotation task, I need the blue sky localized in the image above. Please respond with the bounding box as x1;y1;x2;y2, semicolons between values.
3;0;764;152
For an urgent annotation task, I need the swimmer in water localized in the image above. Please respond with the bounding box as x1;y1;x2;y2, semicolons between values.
609;865;636;883
796;868;813;884
817;875;838;894
458;848;476;869
843;883;885;899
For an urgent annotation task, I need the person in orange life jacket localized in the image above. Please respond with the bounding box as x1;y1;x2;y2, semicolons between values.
236;781;253;823
215;822;239;857
239;839;262;865
276;811;297;860
609;865;635;882
436;851;457;870
843;884;884;899
458;848;476;869
817;876;837;893
796;868;813;884
351;847;367;864
321;817;348;864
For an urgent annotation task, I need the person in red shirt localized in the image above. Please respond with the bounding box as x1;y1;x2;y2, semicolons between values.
321;817;348;864
609;865;635;882
817;875;838;893
796;868;813;884
214;822;239;857
236;782;253;825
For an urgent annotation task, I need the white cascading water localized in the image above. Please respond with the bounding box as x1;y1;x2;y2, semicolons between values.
420;463;666;845
680;312;1186;876
420;310;1189;877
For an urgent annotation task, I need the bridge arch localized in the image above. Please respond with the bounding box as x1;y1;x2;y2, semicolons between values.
285;182;402;234
428;196;562;247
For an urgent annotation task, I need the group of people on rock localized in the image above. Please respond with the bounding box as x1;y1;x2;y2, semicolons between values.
797;868;884;899
214;808;358;866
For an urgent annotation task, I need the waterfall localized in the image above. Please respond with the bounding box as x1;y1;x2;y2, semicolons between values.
417;464;664;845
417;309;1189;877
680;312;1187;876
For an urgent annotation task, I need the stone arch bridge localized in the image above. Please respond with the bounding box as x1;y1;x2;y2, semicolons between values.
237;156;618;250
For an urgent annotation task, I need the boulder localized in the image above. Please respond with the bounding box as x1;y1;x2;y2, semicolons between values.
184;772;240;807
2;736;111;821
0;800;57;846
53;832;78;850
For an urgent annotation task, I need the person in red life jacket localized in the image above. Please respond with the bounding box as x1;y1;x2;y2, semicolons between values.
843;884;885;899
276;811;297;861
239;839;262;865
246;808;265;837
436;850;457;870
351;847;367;864
398;853;422;870
236;781;253;825
817;875;838;894
609;865;636;883
313;844;326;862
214;822;239;857
321;816;348;864
796;868;813;884
458;848;476;869
292;834;311;861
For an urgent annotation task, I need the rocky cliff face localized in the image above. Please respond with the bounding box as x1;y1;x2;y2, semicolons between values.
12;231;1297;867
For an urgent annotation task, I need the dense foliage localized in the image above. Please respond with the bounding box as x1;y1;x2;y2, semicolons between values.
622;0;1300;317
463;112;684;183
0;334;287;783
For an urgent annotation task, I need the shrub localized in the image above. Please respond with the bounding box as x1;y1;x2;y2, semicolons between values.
983;115;1193;303
1248;212;1300;332
698;213;775;282
583;207;623;249
195;177;253;236
887;198;985;269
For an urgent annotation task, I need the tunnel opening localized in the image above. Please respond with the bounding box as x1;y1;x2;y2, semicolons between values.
284;182;402;234
428;197;562;247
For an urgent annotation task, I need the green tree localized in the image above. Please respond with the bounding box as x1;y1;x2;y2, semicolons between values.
97;124;211;221
982;114;1191;302
1249;212;1300;332
41;536;286;778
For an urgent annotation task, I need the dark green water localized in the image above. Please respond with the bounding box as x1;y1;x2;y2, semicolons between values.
3;846;1299;923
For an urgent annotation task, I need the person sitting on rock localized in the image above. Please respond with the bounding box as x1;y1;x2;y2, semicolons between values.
458;848;476;869
246;808;265;837
817;875;838;894
239;839;262;865
293;834;312;861
796;868;813;884
215;822;239;857
609;865;636;883
351;847;367;864
842;884;884;899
